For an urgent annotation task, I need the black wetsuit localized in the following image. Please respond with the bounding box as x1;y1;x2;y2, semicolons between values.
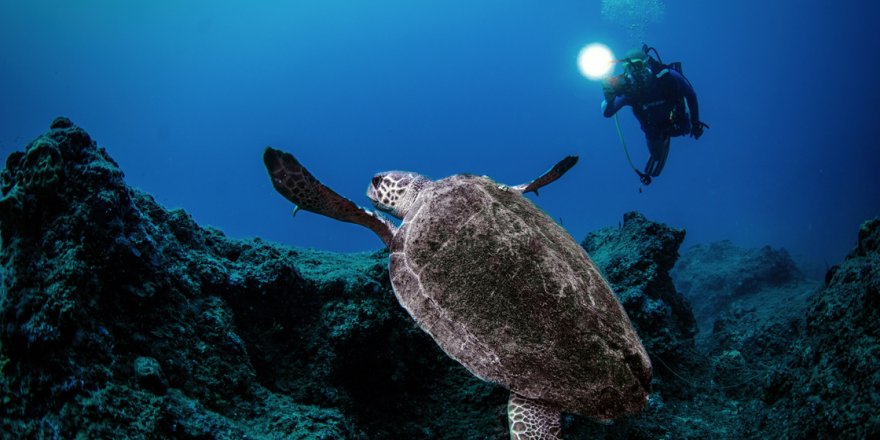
602;66;700;181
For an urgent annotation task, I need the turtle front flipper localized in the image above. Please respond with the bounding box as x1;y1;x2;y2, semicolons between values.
508;393;563;440
263;147;395;247
511;155;578;195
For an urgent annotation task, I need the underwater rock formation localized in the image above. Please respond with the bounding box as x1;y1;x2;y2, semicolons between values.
647;240;816;437
761;218;880;439
0;118;356;438
2;119;877;439
0;119;505;439
570;213;726;439
623;226;877;440
582;212;697;385
0;120;693;439
672;240;813;337
672;241;820;405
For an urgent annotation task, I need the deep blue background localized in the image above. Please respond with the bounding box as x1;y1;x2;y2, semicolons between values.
1;0;877;268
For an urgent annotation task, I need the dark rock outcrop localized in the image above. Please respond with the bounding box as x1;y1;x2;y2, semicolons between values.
0;120;702;439
572;218;878;439
582;212;696;383
761;218;880;439
570;213;744;439
0;119;505;439
672;241;820;407
673;240;812;337
2;119;878;440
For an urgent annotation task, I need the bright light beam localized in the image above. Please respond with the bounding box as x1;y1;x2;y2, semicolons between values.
577;43;615;80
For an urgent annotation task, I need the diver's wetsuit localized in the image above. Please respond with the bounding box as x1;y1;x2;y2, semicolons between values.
602;68;700;180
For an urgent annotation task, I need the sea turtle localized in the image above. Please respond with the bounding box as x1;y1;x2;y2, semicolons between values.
263;147;651;439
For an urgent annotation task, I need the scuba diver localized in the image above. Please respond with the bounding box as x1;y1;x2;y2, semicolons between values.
601;44;708;185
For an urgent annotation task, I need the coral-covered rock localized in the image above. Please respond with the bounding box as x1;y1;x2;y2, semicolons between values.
571;213;748;439
134;356;168;394
4;118;877;440
673;240;809;336
582;212;696;382
0;119;360;438
670;242;818;418
672;240;820;403
0;119;504;439
762;218;880;439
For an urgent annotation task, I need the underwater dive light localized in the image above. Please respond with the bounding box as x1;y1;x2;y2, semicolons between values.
577;43;615;80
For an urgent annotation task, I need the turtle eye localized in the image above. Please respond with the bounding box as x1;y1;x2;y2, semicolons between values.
371;176;383;189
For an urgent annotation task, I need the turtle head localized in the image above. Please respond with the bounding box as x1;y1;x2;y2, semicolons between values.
367;171;431;219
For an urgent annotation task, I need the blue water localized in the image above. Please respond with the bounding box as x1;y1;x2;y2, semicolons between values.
1;0;877;267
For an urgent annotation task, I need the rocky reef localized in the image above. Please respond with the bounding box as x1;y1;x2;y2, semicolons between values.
673;240;814;338
1;119;877;439
761;219;880;439
672;241;821;411
582;212;696;383
0;118;505;439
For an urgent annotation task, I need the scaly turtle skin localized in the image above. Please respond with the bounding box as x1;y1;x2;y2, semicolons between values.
264;148;651;439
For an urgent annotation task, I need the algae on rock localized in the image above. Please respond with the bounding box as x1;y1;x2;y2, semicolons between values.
2;118;878;439
0;118;503;439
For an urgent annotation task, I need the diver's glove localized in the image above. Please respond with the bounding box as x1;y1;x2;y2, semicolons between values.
601;75;623;102
691;121;709;140
601;80;616;103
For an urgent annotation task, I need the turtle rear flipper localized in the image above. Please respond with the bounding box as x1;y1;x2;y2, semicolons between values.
508;393;562;440
512;155;579;195
263;147;395;246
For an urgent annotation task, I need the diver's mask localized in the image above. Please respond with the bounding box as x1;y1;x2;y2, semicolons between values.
622;57;652;91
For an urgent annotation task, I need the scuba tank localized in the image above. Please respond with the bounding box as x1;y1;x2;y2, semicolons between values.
642;43;694;135
618;44;692;98
642;44;692;88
